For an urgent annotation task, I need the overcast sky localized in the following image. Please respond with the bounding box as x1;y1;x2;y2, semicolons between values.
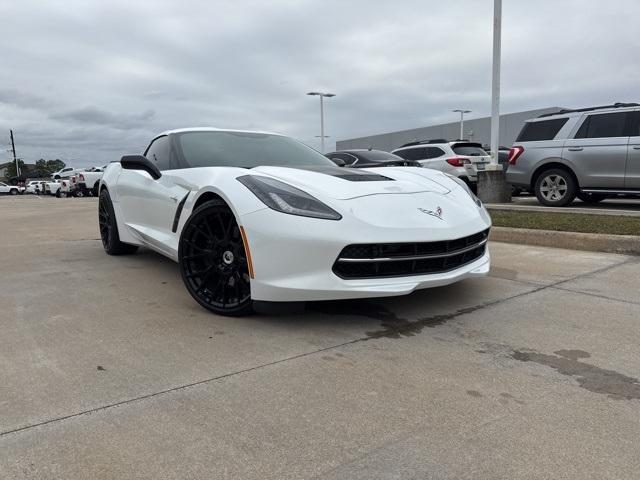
1;0;638;167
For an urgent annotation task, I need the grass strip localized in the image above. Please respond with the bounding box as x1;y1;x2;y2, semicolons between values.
489;209;640;236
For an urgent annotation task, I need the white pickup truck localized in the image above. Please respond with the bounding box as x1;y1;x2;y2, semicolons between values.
76;166;105;196
0;182;24;195
57;177;79;197
44;180;63;196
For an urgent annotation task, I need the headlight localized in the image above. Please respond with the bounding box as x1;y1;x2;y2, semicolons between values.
447;175;482;208
237;175;342;220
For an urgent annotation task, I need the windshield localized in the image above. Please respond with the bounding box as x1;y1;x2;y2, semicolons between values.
355;151;403;161
452;144;488;157
177;131;335;169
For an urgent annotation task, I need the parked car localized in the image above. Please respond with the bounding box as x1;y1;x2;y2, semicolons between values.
99;128;490;316
506;102;640;206
77;167;105;196
51;167;85;180
0;181;23;195
25;181;41;194
325;150;421;168
392;140;490;186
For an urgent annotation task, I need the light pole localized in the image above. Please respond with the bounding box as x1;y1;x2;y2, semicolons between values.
476;0;510;203
452;109;471;140
490;0;501;165
307;92;335;153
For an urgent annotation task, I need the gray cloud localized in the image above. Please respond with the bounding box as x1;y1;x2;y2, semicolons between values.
0;0;638;168
51;106;155;129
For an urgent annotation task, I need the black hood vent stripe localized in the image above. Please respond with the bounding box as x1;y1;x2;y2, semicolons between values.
283;165;393;182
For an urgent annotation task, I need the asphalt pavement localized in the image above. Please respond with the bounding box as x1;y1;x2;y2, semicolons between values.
1;196;639;479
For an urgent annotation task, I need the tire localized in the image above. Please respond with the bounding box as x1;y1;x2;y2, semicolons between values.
179;199;253;316
56;190;61;198
98;189;138;255
10;189;18;195
511;185;522;197
577;192;606;204
92;182;100;197
534;168;577;207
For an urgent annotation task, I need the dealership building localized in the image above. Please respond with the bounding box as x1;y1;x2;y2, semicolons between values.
336;107;563;152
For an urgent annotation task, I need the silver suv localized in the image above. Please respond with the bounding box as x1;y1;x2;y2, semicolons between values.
506;102;640;206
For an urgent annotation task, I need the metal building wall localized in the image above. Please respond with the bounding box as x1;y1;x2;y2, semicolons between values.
335;107;562;152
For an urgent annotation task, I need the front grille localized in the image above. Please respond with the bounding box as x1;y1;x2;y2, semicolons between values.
333;229;489;279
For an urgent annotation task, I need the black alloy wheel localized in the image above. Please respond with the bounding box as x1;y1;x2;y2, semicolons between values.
98;189;138;255
179;199;252;316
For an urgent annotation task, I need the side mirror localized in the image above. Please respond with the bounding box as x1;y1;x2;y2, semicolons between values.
330;157;346;167
120;155;162;180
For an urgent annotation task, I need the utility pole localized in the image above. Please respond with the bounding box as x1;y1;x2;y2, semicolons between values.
10;130;19;177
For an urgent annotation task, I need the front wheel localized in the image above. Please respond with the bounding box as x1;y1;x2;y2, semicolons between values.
534;168;577;207
179;200;253;316
10;189;18;195
98;190;138;255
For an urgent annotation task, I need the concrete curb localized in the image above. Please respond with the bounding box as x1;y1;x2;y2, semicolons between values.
486;204;640;217
489;227;640;256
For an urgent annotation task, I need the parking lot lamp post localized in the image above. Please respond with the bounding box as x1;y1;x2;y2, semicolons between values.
307;92;335;153
452;109;471;140
477;0;511;203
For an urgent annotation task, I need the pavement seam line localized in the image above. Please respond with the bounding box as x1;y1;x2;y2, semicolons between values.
0;256;632;439
550;285;640;307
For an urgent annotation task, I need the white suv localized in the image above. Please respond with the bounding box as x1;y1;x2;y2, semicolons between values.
392;140;490;185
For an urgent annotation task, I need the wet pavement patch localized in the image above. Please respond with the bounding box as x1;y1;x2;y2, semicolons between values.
311;299;494;340
511;349;640;400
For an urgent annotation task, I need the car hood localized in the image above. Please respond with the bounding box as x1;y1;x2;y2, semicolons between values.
250;165;452;200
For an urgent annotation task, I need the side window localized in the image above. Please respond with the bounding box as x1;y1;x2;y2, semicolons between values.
329;153;355;165
396;148;426;161
144;136;171;170
425;147;446;159
394;149;411;160
574;112;629;139
516;118;569;142
340;153;357;165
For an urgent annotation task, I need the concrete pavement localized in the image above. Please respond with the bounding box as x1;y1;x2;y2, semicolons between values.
1;196;639;479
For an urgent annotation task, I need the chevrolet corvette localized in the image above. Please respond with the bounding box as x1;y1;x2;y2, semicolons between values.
99;128;491;315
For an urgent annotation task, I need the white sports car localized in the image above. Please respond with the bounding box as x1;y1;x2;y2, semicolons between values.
99;128;491;315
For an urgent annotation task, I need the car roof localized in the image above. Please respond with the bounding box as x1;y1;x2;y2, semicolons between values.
394;141;482;150
328;149;390;154
158;127;285;137
530;103;640;122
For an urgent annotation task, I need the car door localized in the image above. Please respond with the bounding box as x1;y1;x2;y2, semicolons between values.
117;135;190;250
562;111;631;188
624;110;640;189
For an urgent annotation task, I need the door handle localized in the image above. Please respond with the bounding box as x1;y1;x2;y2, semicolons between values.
633;146;640;150
567;147;583;151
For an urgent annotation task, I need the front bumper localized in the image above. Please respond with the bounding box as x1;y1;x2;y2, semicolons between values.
240;201;491;302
